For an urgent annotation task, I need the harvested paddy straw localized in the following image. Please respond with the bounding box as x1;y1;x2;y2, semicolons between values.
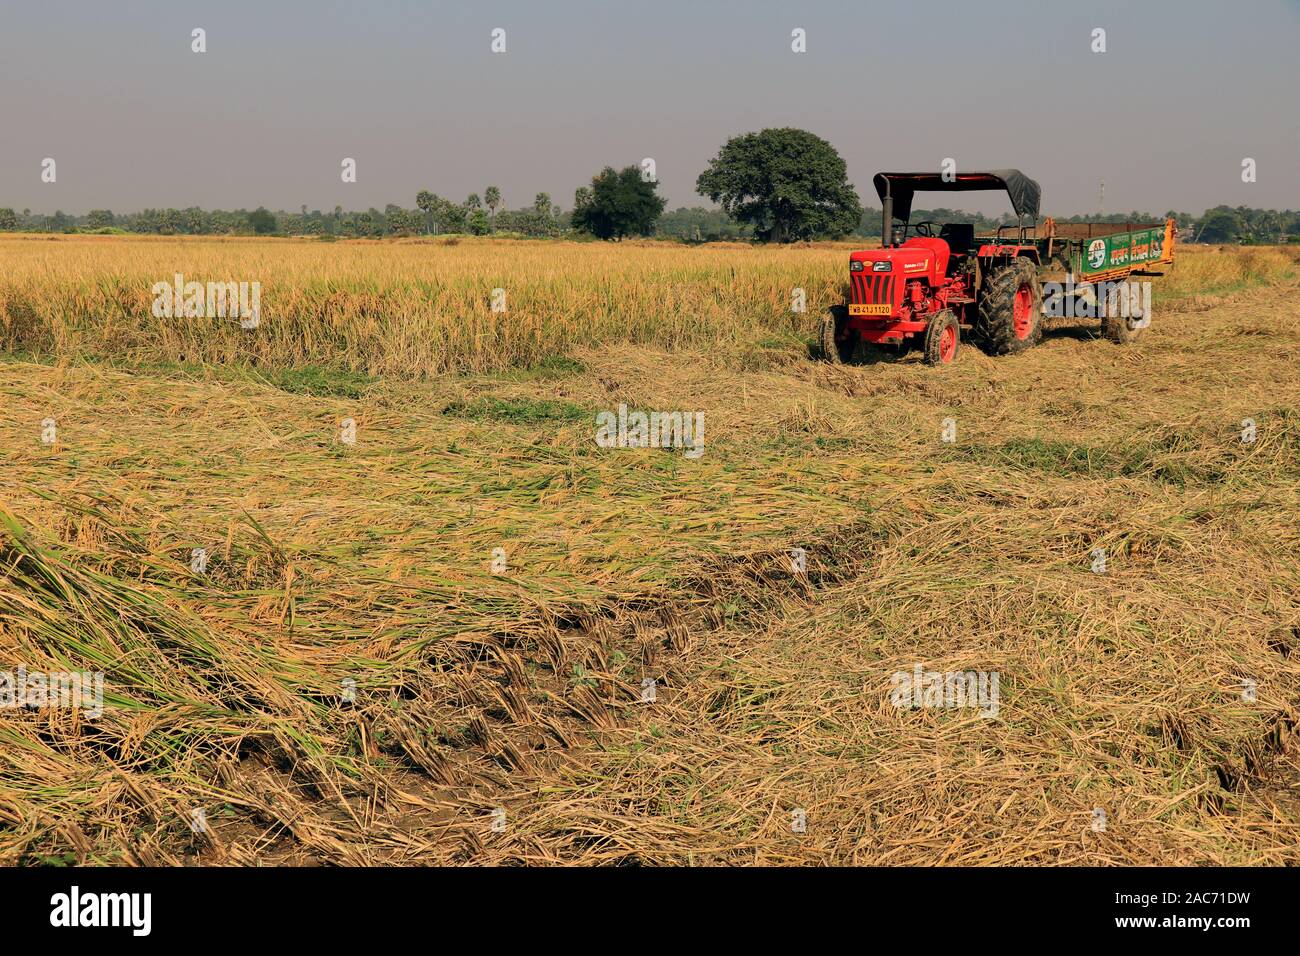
1;238;1298;864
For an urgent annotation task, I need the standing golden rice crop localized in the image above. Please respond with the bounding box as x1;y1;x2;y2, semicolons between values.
2;234;1292;376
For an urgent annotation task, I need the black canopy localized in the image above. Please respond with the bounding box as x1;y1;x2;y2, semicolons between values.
873;169;1041;221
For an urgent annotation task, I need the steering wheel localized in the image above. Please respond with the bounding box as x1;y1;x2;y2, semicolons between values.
911;220;938;238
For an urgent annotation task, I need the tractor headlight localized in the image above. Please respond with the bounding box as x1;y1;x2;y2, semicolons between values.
850;260;865;272
872;260;892;272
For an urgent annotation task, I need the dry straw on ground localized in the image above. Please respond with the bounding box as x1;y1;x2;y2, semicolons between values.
1;237;1297;864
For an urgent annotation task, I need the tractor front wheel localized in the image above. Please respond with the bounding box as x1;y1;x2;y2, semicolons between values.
923;310;960;366
977;257;1043;354
819;305;858;363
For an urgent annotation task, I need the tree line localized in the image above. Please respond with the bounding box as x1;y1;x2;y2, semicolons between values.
2;128;1294;244
0;200;749;241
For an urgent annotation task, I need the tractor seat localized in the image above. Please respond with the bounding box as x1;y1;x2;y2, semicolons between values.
939;223;975;257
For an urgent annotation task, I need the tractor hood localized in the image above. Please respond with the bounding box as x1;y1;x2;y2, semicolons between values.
851;247;933;273
851;239;947;283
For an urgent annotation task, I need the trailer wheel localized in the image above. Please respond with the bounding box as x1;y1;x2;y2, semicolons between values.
1104;312;1147;344
977;257;1043;355
1103;285;1149;344
819;305;858;363
923;310;960;366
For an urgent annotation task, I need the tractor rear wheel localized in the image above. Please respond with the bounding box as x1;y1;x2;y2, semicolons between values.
923;310;960;366
977;257;1043;355
819;305;858;363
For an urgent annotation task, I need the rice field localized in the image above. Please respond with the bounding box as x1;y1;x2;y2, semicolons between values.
2;234;1293;375
1;235;1298;865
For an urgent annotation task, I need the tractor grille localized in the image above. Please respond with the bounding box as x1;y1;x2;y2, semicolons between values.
852;272;895;306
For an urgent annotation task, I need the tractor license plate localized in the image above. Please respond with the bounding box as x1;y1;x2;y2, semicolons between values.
849;304;891;316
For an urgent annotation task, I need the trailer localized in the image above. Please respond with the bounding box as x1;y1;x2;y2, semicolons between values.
820;170;1176;365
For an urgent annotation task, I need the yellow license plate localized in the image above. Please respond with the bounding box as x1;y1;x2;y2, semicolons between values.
849;303;892;316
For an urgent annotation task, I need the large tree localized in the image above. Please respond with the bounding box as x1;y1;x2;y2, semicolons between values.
416;190;468;233
1196;206;1243;243
571;166;666;240
247;207;277;234
696;128;862;242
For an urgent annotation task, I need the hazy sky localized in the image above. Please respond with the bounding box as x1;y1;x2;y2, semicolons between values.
2;0;1297;216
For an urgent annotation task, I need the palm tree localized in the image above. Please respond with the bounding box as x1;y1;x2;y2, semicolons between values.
416;191;436;233
485;186;502;218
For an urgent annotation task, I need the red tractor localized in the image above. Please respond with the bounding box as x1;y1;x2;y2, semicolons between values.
821;169;1046;366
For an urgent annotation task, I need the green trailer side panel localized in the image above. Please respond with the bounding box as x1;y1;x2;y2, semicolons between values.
1071;227;1168;278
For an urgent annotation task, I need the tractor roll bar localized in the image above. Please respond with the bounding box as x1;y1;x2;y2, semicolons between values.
874;169;1042;245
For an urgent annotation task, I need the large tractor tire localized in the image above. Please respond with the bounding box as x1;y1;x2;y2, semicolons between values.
819;305;859;363
977;257;1044;355
923;310;960;366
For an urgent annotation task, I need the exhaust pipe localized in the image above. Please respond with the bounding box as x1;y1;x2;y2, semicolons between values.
882;193;893;247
